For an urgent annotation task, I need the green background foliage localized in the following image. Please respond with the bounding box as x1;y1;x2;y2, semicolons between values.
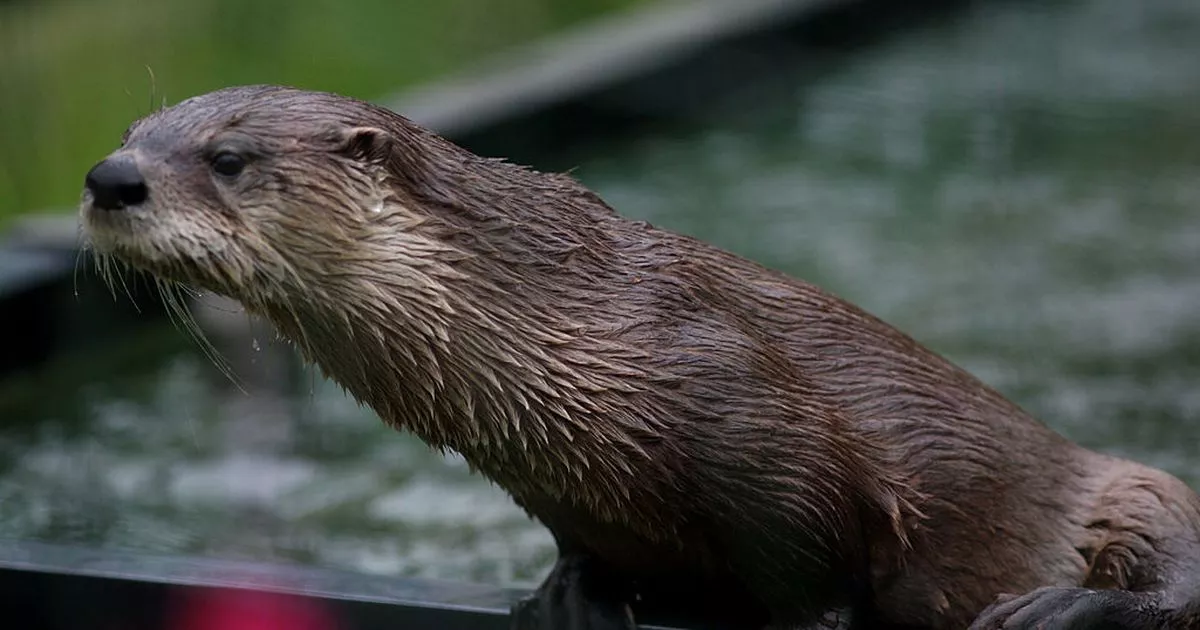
0;0;643;223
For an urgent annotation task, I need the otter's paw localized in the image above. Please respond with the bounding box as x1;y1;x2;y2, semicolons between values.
509;556;636;630
967;586;1159;630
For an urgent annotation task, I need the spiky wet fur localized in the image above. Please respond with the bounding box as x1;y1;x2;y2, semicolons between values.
80;85;1200;629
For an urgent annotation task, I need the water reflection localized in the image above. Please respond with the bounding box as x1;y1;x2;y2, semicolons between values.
1;0;1198;587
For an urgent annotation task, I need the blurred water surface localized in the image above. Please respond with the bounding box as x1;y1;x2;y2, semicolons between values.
1;0;1199;587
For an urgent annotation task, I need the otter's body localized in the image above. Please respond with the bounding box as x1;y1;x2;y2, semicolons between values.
80;86;1200;629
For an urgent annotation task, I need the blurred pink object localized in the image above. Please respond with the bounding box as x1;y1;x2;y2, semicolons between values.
172;586;342;630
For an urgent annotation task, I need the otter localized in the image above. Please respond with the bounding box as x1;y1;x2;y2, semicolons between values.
78;85;1200;630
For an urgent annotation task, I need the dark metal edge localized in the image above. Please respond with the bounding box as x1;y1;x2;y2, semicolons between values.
0;539;684;629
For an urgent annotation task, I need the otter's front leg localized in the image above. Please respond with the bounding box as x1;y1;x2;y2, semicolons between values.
510;554;637;630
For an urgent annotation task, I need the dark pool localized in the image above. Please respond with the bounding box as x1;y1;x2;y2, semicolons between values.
2;0;1198;588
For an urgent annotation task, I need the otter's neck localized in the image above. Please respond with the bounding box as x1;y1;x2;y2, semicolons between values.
260;205;665;522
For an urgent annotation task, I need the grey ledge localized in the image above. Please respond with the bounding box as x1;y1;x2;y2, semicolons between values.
385;0;844;134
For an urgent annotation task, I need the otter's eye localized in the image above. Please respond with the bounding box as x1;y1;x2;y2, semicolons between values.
211;152;246;177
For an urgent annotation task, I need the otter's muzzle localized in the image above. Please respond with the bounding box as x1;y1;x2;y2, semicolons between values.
85;154;147;211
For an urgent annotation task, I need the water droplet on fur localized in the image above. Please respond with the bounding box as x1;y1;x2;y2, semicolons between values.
371;200;385;214
252;338;261;352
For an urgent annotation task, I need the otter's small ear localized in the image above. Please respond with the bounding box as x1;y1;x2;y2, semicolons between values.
337;126;393;164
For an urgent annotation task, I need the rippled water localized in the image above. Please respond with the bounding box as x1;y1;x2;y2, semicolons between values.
2;0;1198;587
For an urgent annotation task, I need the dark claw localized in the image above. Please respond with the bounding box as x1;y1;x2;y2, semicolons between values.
968;586;1160;630
510;555;636;630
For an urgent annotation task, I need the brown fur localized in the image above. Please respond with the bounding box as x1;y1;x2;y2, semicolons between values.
80;85;1200;629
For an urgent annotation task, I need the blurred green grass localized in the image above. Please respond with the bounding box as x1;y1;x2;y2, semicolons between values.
0;0;644;225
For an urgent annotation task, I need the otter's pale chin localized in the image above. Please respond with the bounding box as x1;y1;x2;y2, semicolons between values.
79;201;128;255
80;212;154;271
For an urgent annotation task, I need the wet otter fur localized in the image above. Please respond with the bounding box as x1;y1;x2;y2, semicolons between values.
79;85;1200;629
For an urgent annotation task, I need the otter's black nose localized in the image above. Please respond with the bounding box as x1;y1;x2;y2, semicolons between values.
85;155;147;210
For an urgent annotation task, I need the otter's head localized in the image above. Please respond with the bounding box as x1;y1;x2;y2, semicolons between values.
79;84;432;311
